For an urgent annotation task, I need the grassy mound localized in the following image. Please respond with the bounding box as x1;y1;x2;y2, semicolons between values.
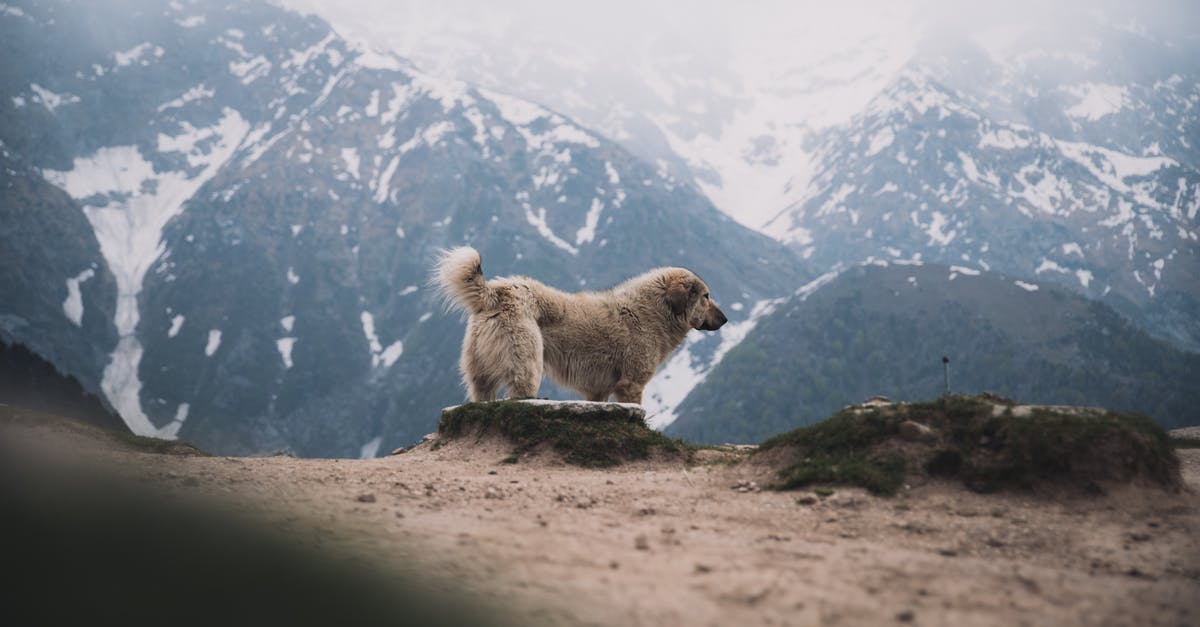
438;400;689;467
757;395;1181;496
0;404;207;456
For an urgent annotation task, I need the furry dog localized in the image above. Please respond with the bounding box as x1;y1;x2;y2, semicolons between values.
434;246;727;404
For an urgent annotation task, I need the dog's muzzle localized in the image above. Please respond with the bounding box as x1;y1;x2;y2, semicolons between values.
699;305;727;331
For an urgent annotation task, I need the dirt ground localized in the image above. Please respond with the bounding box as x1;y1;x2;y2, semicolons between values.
4;416;1199;627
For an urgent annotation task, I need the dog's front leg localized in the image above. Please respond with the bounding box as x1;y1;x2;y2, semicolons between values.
612;378;645;404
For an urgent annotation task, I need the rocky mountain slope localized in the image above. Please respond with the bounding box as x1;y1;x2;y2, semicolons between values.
0;339;125;433
0;0;805;456
667;262;1200;444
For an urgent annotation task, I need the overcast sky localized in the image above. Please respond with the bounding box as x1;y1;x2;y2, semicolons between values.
279;0;1200;66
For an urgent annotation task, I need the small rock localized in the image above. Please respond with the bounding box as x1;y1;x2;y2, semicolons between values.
356;493;376;503
898;420;937;442
394;511;405;518
896;610;915;622
796;496;818;506
1125;567;1156;580
938;549;958;557
1128;532;1151;542
731;481;761;493
694;563;713;574
634;534;650;550
484;487;503;499
487;470;498;475
389;447;407;455
637;507;657;516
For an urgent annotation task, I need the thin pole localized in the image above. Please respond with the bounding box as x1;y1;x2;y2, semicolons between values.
942;355;950;396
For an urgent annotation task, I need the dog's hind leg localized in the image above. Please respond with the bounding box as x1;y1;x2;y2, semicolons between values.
461;318;502;402
503;320;544;399
466;373;500;402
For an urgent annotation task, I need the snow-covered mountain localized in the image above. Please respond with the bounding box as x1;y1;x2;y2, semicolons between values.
284;1;1200;351
767;64;1200;350
279;0;921;230
0;0;805;455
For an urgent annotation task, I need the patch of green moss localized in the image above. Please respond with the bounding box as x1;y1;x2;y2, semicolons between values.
110;431;208;456
756;395;1181;496
777;452;906;496
758;404;902;452
758;404;909;495
1171;437;1200;449
439;400;689;468
924;449;964;476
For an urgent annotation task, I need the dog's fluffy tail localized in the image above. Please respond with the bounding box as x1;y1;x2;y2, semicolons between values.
433;246;496;314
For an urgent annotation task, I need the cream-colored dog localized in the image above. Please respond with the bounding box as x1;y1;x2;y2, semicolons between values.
434;246;727;403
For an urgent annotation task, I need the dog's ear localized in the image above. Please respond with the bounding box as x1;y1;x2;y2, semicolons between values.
666;276;692;315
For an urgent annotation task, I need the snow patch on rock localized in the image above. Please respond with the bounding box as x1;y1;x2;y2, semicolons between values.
205;329;222;356
62;268;95;326
276;337;296;369
42;108;249;437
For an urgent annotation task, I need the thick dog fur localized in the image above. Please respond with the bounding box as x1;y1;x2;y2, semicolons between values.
434;246;727;404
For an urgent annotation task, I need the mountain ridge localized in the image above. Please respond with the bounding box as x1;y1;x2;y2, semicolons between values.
667;261;1200;444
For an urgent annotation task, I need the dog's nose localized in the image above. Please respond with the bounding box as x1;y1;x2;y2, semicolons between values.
701;305;727;331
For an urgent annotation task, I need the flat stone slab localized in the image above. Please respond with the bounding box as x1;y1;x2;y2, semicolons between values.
441;399;646;421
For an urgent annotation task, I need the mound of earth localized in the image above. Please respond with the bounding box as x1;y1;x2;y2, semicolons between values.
434;399;689;467
755;395;1182;495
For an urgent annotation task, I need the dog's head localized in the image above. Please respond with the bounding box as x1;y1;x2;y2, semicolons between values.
665;271;727;331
